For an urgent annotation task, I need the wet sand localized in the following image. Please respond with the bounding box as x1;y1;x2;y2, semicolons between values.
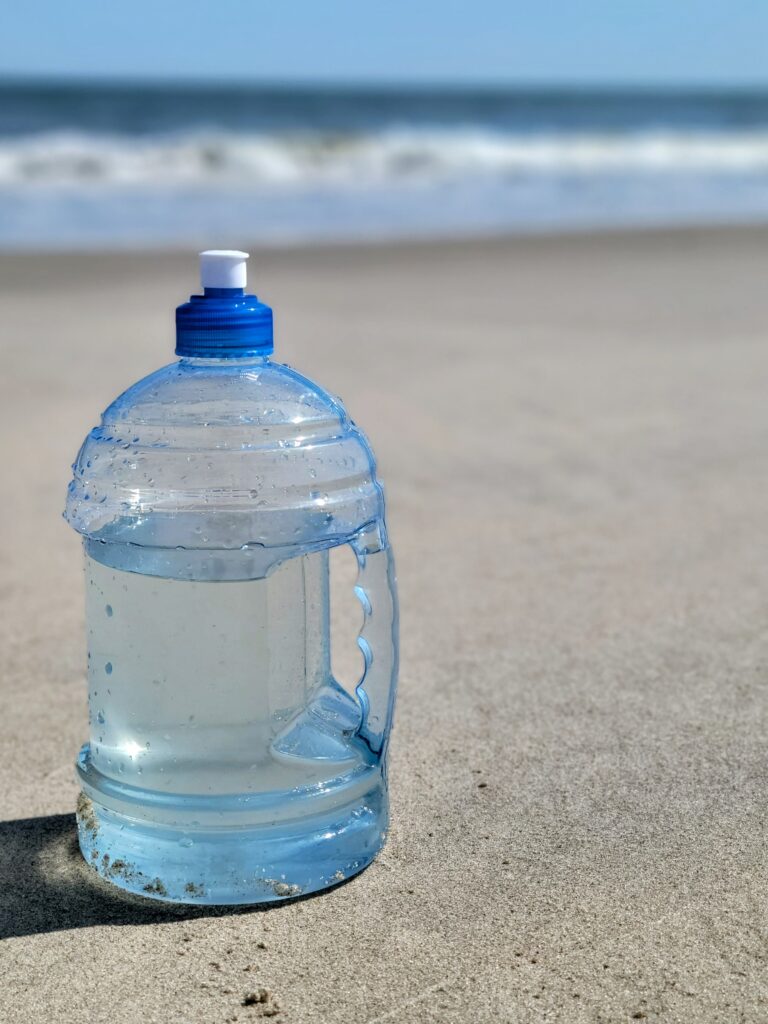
2;227;768;1021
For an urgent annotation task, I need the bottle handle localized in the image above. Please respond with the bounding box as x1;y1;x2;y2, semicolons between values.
351;523;399;759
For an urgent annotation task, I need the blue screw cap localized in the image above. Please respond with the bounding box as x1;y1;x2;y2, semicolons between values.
175;251;273;358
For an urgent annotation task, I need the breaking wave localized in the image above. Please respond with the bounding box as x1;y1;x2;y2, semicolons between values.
4;128;768;189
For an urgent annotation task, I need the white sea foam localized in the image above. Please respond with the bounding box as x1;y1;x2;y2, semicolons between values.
4;128;768;189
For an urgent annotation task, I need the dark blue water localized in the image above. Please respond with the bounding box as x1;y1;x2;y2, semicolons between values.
2;79;768;247
6;79;768;135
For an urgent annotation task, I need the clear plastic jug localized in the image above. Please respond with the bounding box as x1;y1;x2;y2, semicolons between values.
64;251;398;904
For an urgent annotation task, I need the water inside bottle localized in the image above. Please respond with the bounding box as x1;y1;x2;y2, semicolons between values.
84;547;373;815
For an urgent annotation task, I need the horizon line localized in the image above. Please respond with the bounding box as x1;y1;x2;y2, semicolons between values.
2;72;768;95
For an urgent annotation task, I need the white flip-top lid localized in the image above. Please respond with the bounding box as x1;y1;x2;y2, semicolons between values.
199;250;249;289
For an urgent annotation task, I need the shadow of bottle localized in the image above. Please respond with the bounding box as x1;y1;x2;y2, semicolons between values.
0;814;286;939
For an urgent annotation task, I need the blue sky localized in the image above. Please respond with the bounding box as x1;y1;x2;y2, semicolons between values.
1;0;766;86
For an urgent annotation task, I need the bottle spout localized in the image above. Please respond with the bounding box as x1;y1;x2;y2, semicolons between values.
199;249;249;290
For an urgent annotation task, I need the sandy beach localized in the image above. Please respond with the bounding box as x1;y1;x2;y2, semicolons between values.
1;226;768;1022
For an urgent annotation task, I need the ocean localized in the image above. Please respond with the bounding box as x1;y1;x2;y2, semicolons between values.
2;79;768;248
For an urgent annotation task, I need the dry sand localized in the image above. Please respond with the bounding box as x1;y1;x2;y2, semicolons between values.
1;227;768;1022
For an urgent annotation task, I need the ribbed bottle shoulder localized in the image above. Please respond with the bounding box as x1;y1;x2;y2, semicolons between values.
65;359;384;553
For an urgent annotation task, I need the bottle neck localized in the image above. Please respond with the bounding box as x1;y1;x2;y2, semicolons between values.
179;354;271;368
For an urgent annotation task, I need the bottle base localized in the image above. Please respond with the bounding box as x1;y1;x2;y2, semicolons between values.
75;776;388;905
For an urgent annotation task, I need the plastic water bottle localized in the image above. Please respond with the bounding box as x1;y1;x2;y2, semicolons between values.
64;251;399;904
